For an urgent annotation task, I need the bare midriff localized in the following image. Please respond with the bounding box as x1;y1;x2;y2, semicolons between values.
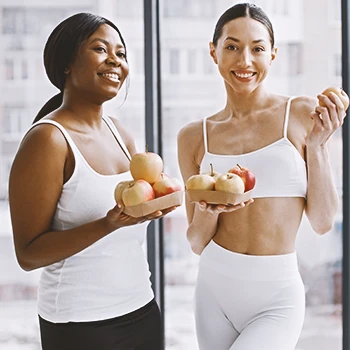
213;197;306;255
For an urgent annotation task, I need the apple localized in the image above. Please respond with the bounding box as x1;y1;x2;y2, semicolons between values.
214;173;245;194
121;180;155;206
154;172;170;182
114;180;134;204
228;164;256;192
186;174;216;191
203;163;221;181
319;87;349;111
129;146;163;184
153;174;183;198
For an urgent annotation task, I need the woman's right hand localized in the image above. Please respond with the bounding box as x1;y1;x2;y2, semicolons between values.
197;198;254;215
105;203;180;229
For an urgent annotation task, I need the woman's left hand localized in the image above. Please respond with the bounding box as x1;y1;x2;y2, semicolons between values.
306;91;347;147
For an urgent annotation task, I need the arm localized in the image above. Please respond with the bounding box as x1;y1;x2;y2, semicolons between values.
177;123;219;254
9;125;161;271
177;122;248;254
301;92;347;234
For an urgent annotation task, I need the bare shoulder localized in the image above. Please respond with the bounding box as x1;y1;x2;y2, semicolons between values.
107;116;137;156
291;95;318;117
288;95;317;129
177;118;207;178
177;119;204;146
20;121;68;154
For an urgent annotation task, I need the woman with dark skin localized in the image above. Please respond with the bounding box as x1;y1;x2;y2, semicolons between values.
177;3;347;350
9;13;174;350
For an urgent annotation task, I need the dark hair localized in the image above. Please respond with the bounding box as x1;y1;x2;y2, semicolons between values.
212;3;274;48
33;13;128;123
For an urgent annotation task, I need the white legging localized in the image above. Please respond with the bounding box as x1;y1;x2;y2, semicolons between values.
195;240;305;350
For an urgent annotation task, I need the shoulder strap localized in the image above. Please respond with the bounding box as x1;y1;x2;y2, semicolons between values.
202;117;208;153
102;115;132;161
29;120;81;155
283;96;296;138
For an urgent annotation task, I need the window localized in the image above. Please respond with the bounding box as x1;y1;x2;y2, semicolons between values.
2;7;89;35
288;43;302;75
3;57;33;81
169;48;180;74
270;0;289;15
4;59;14;80
187;49;197;74
163;0;215;18
202;49;214;74
21;59;28;80
115;0;143;17
334;54;342;77
3;106;31;136
329;0;341;25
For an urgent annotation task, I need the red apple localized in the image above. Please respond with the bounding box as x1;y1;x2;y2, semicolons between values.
122;180;155;206
228;164;256;192
186;174;216;190
319;87;349;111
153;174;183;198
114;180;134;204
129;146;163;184
215;173;245;194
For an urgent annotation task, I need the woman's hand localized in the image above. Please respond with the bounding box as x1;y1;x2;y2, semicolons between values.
197;198;254;215
307;91;347;148
105;204;180;229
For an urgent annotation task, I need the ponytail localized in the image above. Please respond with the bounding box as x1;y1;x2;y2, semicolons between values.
32;92;63;124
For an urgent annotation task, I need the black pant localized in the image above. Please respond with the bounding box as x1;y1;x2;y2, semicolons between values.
39;299;162;350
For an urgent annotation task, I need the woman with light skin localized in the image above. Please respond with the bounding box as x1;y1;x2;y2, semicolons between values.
177;3;347;350
9;13;175;350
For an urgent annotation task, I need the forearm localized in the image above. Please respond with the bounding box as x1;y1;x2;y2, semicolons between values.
305;145;339;234
17;217;117;271
187;209;219;255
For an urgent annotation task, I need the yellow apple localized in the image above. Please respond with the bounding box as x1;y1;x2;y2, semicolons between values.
319;87;349;111
122;180;155;206
186;174;216;190
214;173;245;194
114;180;134;204
203;163;221;181
129;148;163;184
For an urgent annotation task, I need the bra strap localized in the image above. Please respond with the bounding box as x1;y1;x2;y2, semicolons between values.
283;96;296;138
202;117;208;153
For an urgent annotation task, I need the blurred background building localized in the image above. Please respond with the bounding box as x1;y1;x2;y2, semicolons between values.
0;0;344;349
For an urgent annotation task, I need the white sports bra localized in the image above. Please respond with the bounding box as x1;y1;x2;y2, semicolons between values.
200;97;308;199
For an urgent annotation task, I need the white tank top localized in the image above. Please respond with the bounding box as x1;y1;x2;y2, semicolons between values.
201;97;308;198
29;116;154;323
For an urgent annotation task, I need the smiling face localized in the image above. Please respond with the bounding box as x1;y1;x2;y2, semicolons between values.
64;23;129;103
210;17;277;95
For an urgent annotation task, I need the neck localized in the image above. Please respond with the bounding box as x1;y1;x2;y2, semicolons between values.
223;84;272;119
60;90;105;128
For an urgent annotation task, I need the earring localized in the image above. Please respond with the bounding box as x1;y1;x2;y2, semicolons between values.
64;68;70;74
